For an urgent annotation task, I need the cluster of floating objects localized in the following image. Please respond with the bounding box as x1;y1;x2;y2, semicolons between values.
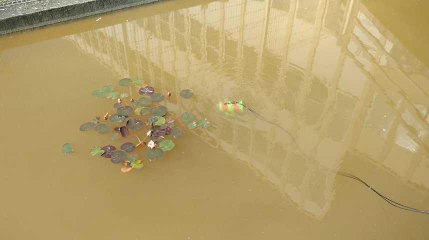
69;78;210;173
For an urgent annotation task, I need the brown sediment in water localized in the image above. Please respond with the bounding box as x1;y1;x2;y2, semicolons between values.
0;0;429;239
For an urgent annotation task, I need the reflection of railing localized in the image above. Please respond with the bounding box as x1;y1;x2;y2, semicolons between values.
65;0;429;217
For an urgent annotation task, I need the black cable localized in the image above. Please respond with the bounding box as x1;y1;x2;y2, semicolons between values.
337;171;429;214
238;102;429;215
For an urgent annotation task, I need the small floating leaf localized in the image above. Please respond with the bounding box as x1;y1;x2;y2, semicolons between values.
181;112;195;123
151;106;167;116
171;128;183;138
120;142;135;152
188;121;198;129
147;148;164;160
120;93;129;98
132;79;144;85
134;107;150;115
180;89;194;99
119;78;133;86
159;139;175;152
139;86;155;95
111;150;127;164
110;114;125;123
152;127;172;138
197;119;211;129
148;116;158;124
151;93;164;102
79;122;96;131
127;154;139;162
131;160;144;169
63;143;74;154
111;133;120;141
154;116;166;126
101;145;116;158
135;97;152;107
126;119;144;130
92;85;114;98
117;106;133;117
107;91;121;100
95;124;109;134
90;146;105;157
120;126;130;137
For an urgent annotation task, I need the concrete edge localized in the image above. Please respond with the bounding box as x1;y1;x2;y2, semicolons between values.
0;0;160;35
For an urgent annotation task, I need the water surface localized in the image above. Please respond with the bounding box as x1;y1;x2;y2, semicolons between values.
1;0;429;239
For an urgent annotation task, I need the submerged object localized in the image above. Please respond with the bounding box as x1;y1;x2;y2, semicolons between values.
217;100;245;113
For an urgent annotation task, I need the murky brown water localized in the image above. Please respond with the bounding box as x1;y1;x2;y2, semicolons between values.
1;0;429;239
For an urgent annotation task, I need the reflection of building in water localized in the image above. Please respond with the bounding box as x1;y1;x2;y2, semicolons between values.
65;0;429;218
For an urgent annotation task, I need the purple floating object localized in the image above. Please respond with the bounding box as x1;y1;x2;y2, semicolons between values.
120;126;130;137
101;145;116;158
151;126;172;138
139;86;155;95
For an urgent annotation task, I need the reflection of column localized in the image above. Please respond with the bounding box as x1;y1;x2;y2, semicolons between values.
306;0;328;72
257;0;273;63
132;24;144;81
200;4;208;62
295;0;328;117
122;23;131;77
277;0;298;81
142;19;155;83
169;11;179;91
219;2;226;63
237;0;247;59
236;0;247;83
184;8;192;83
155;15;167;91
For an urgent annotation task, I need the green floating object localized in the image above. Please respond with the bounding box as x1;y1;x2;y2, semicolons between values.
131;160;144;169
111;133;120;141
119;78;133;86
63;143;74;154
110;114;125;123
180;89;194;99
147;148;164;160
134;107;150;116
92;85;121;99
154;116;166;126
119;78;144;86
79;122;96;131
197;119;211;129
171;128;183;138
159;139;175;152
217;100;244;113
117;106;134;116
151;93;164;102
135;97;152;107
181;112;195;123
188;121;198;129
92;85;114;98
132;79;144;85
95;124;109;134
151;106;167;116
127;154;139;162
90;146;105;156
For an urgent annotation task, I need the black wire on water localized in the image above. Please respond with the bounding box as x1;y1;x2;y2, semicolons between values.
238;102;429;215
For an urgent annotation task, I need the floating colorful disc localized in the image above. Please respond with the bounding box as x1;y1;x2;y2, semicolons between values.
217;100;244;113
